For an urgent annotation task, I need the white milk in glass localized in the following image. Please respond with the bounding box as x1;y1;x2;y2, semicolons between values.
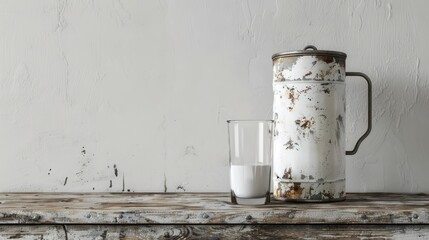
230;165;271;198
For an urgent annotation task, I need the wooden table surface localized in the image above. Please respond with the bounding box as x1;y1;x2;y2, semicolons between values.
0;192;428;239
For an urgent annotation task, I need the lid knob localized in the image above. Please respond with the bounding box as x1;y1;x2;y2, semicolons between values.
303;45;318;50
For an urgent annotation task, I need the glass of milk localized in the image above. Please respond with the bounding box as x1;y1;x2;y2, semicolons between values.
227;120;273;205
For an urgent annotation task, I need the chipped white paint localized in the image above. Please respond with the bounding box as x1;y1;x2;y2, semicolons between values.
0;226;66;239
273;52;347;201
0;0;429;193
275;56;345;81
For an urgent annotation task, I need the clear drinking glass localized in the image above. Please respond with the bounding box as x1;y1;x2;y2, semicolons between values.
227;120;274;205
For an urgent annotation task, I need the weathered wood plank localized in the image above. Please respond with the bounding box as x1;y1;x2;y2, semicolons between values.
66;225;429;240
0;193;428;224
0;225;65;240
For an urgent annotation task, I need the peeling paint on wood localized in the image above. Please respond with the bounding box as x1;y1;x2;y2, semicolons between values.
0;226;66;239
65;225;429;239
1;224;428;239
0;193;427;225
0;193;428;238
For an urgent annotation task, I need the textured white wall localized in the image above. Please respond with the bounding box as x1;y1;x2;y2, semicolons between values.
1;0;428;193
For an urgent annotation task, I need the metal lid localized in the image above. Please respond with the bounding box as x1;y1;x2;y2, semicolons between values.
272;45;347;60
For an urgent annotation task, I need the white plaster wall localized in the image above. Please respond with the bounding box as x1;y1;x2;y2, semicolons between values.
0;0;428;193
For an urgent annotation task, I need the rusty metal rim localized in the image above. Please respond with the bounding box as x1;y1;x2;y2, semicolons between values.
276;179;345;184
273;80;346;83
272;50;347;60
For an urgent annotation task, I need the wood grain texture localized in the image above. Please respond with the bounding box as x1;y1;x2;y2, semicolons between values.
0;224;427;240
66;225;429;240
0;225;65;240
0;193;428;224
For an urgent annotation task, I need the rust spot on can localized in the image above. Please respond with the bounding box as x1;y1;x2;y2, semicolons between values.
285;183;304;199
295;117;315;130
287;87;298;105
316;55;338;65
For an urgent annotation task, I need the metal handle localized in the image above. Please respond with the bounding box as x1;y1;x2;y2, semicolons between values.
303;45;318;50
345;72;372;155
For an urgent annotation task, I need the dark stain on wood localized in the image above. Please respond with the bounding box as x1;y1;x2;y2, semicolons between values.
7;233;23;239
0;226;65;239
100;229;107;240
63;225;68;240
119;228;126;240
0;212;42;224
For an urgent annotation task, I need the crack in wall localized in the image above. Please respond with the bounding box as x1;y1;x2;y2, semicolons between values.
56;0;68;32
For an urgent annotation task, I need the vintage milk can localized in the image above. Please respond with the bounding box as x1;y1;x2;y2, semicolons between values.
272;45;372;202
